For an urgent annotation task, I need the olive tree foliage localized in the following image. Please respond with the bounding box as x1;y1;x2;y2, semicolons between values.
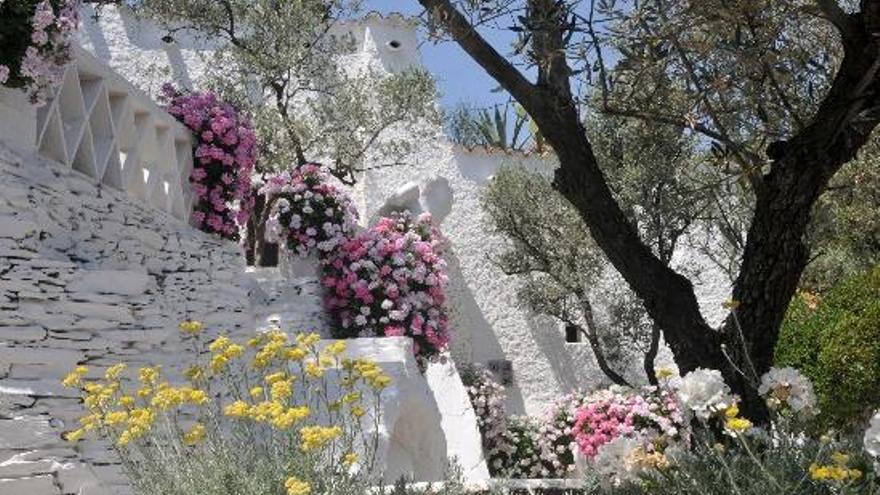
484;116;707;386
130;0;439;184
418;0;880;420
484;166;638;386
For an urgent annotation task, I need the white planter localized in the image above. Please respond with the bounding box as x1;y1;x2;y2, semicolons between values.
0;86;37;152
278;248;321;280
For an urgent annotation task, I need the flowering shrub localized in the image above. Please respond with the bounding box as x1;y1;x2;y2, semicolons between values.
62;322;391;495
162;85;257;240
261;164;358;259
676;367;736;420
579;368;879;494
323;212;451;359
0;0;80;105
572;385;686;459
463;366;578;478
758;366;817;418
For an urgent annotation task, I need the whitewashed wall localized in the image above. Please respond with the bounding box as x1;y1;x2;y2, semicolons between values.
72;5;733;418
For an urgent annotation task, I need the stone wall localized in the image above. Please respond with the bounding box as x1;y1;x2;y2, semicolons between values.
0;140;253;494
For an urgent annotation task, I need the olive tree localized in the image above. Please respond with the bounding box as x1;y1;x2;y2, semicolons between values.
418;0;880;420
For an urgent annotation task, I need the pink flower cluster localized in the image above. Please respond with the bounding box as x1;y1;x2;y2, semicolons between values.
0;0;80;106
573;386;686;459
322;211;451;359
260;164;358;258
162;84;257;240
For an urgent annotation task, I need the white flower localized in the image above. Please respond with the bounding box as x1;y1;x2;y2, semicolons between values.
590;437;641;488
677;368;735;420
758;367;816;416
865;411;880;458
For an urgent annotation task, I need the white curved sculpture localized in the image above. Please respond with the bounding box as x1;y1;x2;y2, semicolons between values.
313;337;489;483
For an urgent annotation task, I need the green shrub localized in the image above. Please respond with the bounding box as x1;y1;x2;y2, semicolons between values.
776;265;880;427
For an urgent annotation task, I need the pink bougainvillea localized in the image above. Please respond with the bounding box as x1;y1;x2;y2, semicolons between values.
0;0;81;106
162;84;257;240
322;211;451;359
572;386;686;459
260;164;358;258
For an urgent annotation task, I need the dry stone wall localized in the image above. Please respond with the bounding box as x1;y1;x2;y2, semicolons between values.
0;140;254;495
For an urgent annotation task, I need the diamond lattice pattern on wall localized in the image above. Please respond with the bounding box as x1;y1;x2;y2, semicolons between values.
35;47;194;222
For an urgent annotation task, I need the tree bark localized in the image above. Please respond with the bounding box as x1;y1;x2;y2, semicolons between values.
419;0;880;420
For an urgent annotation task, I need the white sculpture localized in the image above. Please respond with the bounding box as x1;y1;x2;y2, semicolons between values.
377;175;454;224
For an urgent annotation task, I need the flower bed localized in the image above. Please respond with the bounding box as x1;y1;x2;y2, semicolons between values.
0;0;80;105
322;211;451;359
162;84;257;240
261;164;358;259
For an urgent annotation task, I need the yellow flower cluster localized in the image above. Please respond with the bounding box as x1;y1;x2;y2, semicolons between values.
300;425;343;452
62;366;89;388
179;320;203;334
723;405;753;435
183;423;206;445
809;452;863;483
63;361;210;448
626;446;671;472
209;335;245;372
342;358;392;391
285;476;311;495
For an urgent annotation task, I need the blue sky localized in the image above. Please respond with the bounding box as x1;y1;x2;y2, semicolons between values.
364;0;515;113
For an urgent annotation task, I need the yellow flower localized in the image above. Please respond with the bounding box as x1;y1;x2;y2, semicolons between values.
184;365;205;381
105;363;127;381
183;388;209;405
104;411;129;426
79;413;102;431
343;452;358;467
324;341;347;356
139;366;160;386
271;406;310;430
809;463;863;482
118;395;136;408
296;333;320;347
299;425;342;452
224;344;245;359
183;423;206;445
224;400;250;418
63;366;89;387
285;347;307;361
179;320;204;334
270;380;293;402
137;387;153;399
246;337;261;347
265;371;287;385
831;452;850;466
211;354;229;373
305;362;324;378
285;476;311;495
725;417;752;434
209;335;232;353
65;428;85;443
350;406;365;418
724;405;740;419
250;386;264;399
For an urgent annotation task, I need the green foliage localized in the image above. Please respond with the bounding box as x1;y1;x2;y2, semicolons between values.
445;102;534;151
776;266;880;427
132;0;439;182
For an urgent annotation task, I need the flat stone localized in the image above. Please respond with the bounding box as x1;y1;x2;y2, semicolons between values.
0;416;63;450
56;302;134;323
0;475;59;494
0;326;46;342
0;216;39;239
68;270;152;297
